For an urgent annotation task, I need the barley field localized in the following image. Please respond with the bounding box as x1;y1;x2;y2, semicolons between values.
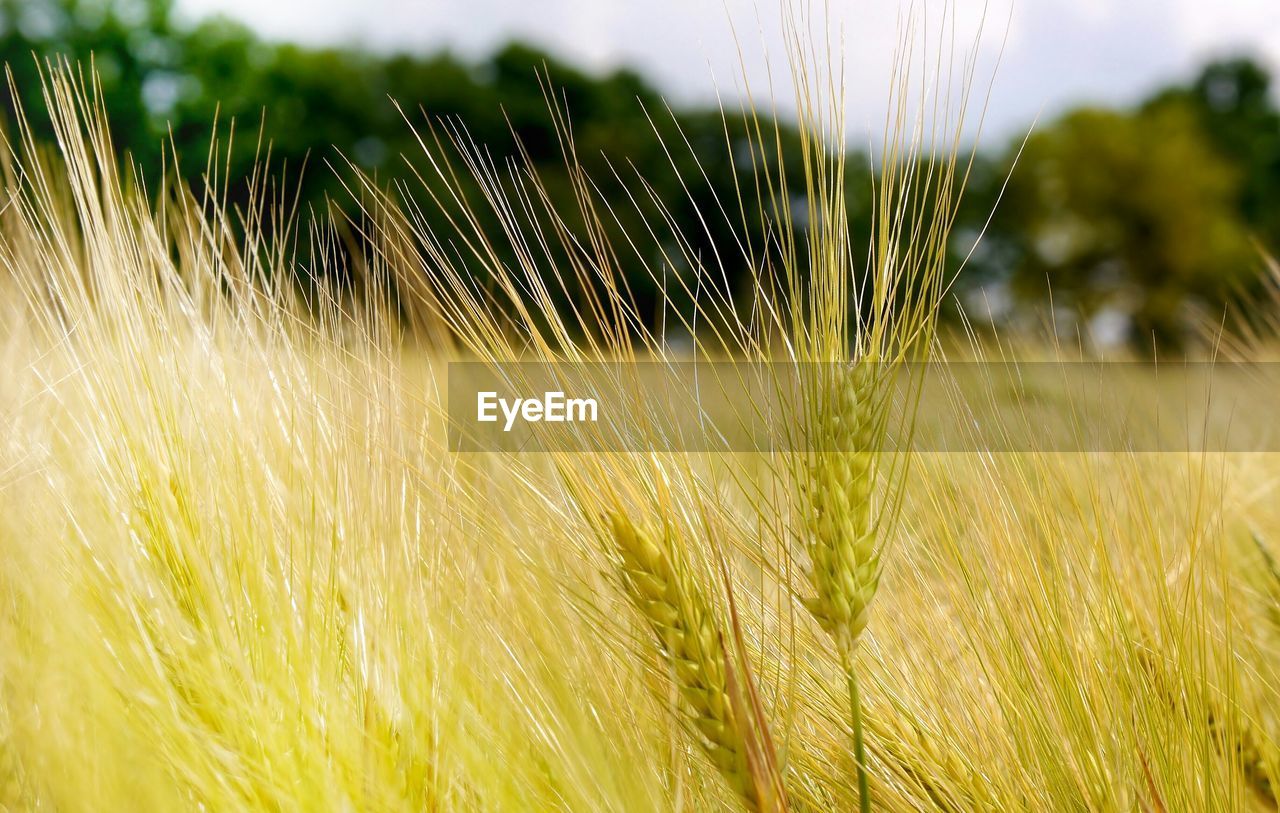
1;5;1279;812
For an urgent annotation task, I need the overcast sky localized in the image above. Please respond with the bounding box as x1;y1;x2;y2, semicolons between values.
174;0;1280;146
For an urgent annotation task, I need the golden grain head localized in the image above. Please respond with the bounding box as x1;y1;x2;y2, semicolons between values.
802;363;883;656
607;512;758;809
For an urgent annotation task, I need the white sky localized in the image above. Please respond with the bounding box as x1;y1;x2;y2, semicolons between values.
174;0;1280;146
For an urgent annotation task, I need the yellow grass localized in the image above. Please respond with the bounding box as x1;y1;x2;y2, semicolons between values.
1;4;1279;812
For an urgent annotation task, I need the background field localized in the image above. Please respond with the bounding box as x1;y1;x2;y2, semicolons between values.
2;2;1280;812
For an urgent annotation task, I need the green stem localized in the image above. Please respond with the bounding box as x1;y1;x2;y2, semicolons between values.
846;662;871;813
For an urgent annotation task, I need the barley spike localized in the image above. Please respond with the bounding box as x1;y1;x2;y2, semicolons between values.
608;512;758;810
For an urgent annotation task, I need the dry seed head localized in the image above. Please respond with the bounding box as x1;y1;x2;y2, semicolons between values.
870;713;976;812
802;362;881;658
607;512;758;809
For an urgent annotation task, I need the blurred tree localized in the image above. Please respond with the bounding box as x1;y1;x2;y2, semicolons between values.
990;102;1255;347
0;0;845;339
3;0;1276;348
0;0;179;171
1147;58;1280;250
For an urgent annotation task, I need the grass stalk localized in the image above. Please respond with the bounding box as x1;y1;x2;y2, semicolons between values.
845;658;871;813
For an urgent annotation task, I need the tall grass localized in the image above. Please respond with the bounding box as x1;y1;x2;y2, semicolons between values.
0;3;1277;813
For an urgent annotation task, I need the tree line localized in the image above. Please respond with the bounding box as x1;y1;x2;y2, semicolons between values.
2;0;1277;348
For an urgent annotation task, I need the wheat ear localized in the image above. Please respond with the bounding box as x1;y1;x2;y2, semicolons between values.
801;362;883;813
802;363;881;657
870;712;977;812
607;512;759;810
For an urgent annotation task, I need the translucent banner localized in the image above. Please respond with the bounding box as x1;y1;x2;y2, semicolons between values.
446;361;1280;453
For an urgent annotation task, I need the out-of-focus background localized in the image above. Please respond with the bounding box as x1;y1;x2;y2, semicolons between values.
2;0;1278;350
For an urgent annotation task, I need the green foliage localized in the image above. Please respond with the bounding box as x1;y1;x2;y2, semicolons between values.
972;56;1280;349
0;0;667;202
990;102;1255;346
1149;59;1280;249
0;0;882;337
1;0;1278;349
